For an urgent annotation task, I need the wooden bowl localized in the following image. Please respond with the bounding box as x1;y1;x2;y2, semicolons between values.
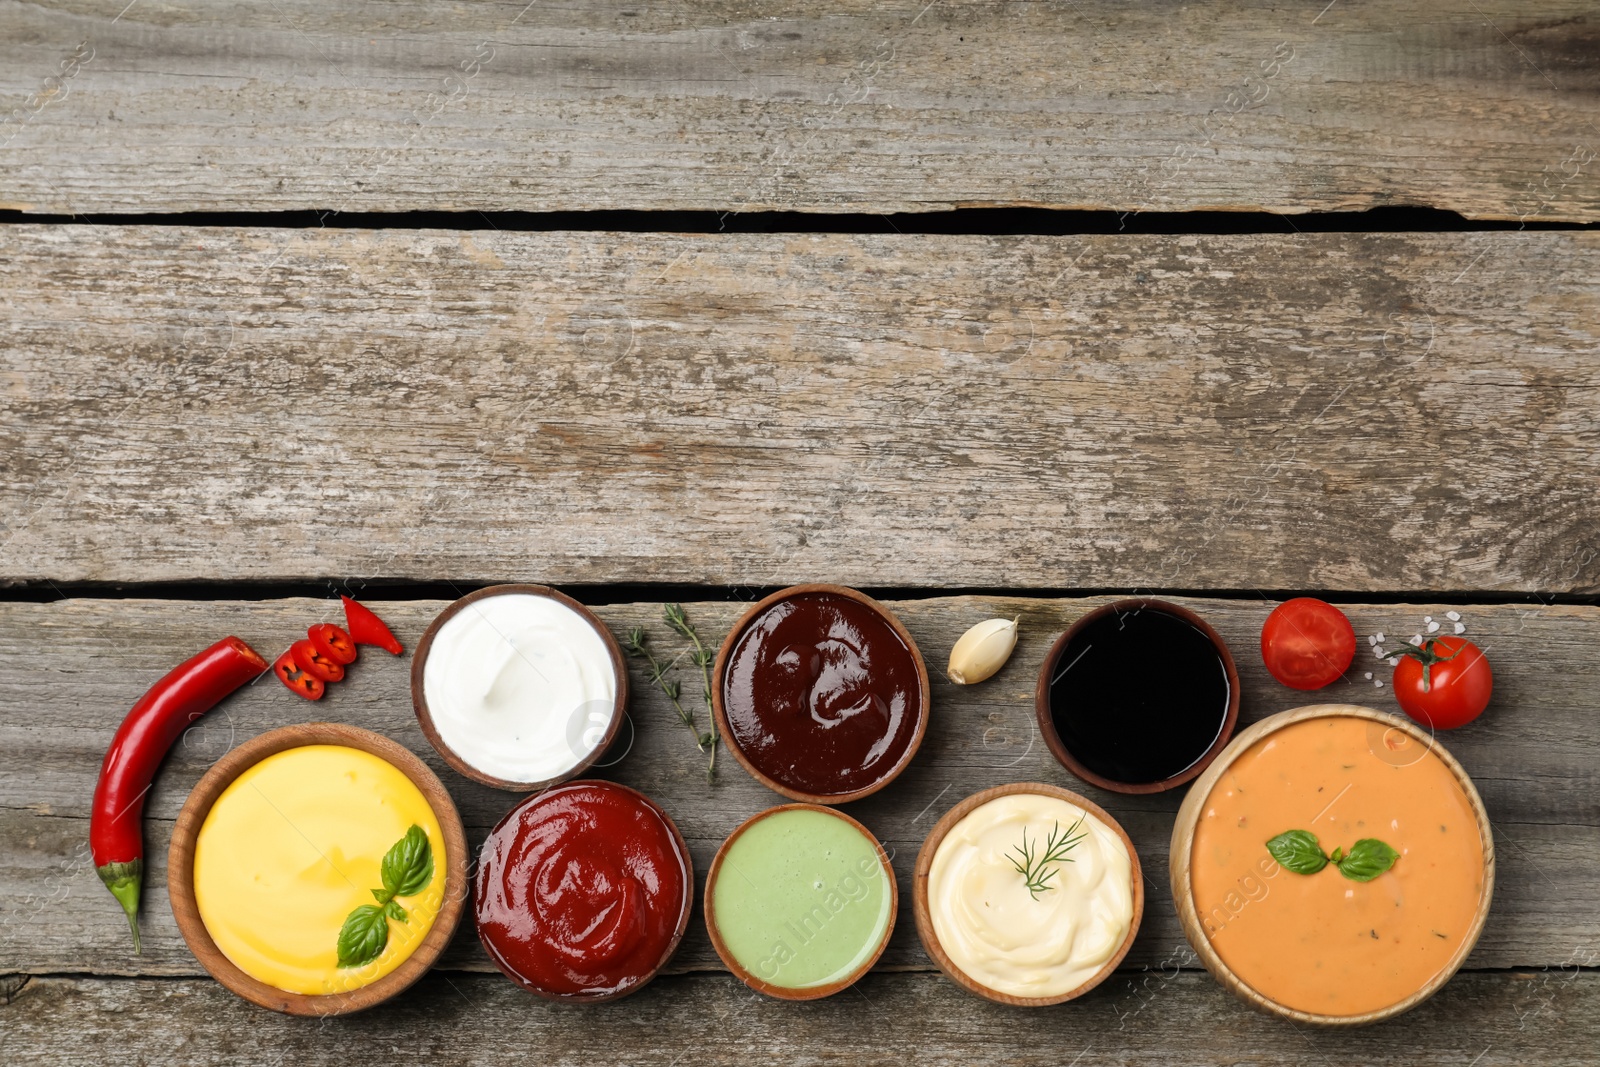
168;722;469;1016
705;803;897;1000
1035;598;1240;794
411;583;627;791
1170;703;1496;1027
913;782;1144;1006
474;780;695;1003
711;583;930;805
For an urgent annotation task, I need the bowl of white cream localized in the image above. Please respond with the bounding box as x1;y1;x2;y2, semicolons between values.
411;585;626;791
913;782;1143;1005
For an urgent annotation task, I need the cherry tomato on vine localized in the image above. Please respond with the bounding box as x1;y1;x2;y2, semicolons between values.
1260;598;1357;690
1392;636;1493;730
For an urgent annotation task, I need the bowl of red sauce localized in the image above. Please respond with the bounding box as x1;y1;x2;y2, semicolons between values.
712;584;930;805
473;780;693;1002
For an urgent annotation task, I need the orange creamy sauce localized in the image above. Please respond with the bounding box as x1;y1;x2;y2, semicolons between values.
1191;716;1485;1016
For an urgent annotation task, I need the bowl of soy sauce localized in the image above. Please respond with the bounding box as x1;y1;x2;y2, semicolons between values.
1035;599;1240;794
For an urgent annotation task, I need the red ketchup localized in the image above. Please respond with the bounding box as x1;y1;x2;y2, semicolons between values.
474;781;691;1000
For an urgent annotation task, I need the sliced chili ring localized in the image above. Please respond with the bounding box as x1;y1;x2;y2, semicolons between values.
308;623;358;666
274;649;325;701
291;638;345;683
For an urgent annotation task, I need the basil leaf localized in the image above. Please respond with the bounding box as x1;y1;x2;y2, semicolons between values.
1337;838;1401;882
336;904;390;968
1266;830;1329;875
383;899;407;923
380;825;433;899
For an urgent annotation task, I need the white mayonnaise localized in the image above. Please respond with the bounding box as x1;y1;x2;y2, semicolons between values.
422;592;617;784
928;793;1133;998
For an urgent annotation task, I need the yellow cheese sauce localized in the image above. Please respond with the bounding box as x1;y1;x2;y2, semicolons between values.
1191;716;1486;1017
194;745;446;995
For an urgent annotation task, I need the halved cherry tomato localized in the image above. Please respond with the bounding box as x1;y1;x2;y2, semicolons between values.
1392;636;1492;730
274;649;325;700
1260;597;1357;690
291;638;345;683
342;595;403;655
308;623;358;666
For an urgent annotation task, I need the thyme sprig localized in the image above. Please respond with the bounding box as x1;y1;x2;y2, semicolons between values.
624;603;720;782
1008;816;1088;899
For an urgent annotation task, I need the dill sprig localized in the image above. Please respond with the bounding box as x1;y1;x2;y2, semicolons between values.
1008;816;1088;899
623;604;720;783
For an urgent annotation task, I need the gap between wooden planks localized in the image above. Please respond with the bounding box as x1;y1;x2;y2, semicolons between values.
2;227;1597;592
0;2;1596;219
1;596;1594;980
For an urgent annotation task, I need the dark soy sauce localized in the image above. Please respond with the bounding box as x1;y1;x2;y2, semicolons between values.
1047;606;1230;784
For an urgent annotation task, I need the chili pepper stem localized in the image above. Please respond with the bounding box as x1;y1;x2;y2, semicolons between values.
96;859;143;953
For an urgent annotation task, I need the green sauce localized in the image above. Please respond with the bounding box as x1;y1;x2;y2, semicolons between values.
710;808;893;990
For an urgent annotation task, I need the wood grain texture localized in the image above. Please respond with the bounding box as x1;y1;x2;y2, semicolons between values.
2;971;1598;1066
1;2;1597;218
3;227;1598;592
1;595;1595;979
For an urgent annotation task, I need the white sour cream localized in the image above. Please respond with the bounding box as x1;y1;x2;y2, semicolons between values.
422;593;617;784
928;793;1133;998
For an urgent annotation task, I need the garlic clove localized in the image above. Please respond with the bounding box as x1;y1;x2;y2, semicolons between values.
947;617;1019;685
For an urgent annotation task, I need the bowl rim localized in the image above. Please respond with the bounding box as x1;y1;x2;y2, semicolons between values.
472;778;695;1003
1168;703;1497;1027
167;722;470;1016
704;802;898;1001
1034;597;1241;794
410;583;627;792
911;781;1145;1006
710;583;930;805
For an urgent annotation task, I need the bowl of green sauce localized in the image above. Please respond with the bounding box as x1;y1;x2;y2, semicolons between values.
704;804;896;1000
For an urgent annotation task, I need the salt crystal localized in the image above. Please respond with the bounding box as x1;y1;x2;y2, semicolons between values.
1388;657;1399;666
1375;680;1385;688
1374;646;1386;658
1412;634;1424;645
1375;632;1385;642
1364;672;1373;680
1426;620;1440;633
1446;611;1461;622
1368;635;1378;646
1424;615;1433;623
1454;622;1466;634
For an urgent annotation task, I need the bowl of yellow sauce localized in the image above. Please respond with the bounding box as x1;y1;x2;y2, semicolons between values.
1171;704;1494;1027
168;723;468;1015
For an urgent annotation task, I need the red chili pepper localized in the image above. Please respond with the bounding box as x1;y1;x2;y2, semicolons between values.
342;595;403;655
308;622;358;666
274;649;325;700
91;636;268;952
291;637;344;683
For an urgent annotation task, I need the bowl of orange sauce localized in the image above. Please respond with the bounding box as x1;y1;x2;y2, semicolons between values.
1171;704;1493;1027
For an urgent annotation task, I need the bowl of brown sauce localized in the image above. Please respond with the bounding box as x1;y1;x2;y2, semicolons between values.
712;584;930;805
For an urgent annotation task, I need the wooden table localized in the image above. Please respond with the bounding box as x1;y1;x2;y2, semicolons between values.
2;3;1597;1063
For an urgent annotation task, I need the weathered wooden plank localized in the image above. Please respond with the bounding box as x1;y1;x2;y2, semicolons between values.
3;227;1598;592
1;2;1596;219
1;596;1595;978
3;970;1598;1066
